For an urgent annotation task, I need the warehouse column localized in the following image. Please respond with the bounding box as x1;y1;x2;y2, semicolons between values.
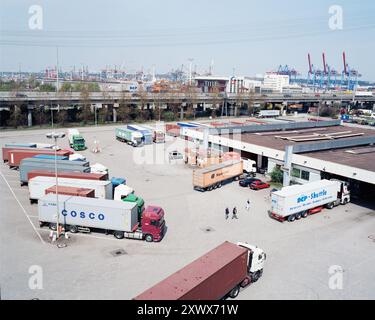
283;145;294;187
27;108;33;127
257;154;263;170
203;128;209;149
113;103;118;123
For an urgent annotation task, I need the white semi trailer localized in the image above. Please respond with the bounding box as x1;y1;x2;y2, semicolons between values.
29;176;113;203
270;179;350;222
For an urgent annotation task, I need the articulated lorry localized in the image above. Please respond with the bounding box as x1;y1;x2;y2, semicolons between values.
193;160;243;191
38;194;166;242
127;124;153;145
67;129;86;151
2;144;55;162
116;127;143;147
28;176;113;203
270;179;350;222
20;158;90;185
134;241;266;300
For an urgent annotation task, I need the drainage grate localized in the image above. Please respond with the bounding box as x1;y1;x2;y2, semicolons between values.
110;249;127;257
201;226;215;233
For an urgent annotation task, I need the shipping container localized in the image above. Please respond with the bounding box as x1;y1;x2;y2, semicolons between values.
193;160;243;191
165;124;180;137
20;159;90;185
134;242;266;300
27;170;108;184
2;146;60;163
29;176;113;202
33;154;69;160
45;185;95;198
8;149;73;168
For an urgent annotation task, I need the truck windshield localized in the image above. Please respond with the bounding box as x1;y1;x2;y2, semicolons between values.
150;217;164;227
75;138;85;144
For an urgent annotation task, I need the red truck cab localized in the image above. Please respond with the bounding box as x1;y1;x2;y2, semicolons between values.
141;206;166;242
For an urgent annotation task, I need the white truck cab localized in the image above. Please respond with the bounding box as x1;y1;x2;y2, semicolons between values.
241;158;257;175
237;242;266;282
114;184;134;201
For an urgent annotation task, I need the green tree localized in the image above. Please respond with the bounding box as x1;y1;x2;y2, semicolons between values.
39;83;56;92
270;166;283;184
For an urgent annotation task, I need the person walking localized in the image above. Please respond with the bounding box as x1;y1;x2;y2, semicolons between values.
232;207;238;219
246;199;251;211
225;207;229;220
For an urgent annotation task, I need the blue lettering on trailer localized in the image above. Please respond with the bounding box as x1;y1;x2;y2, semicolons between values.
297;189;328;203
60;209;105;221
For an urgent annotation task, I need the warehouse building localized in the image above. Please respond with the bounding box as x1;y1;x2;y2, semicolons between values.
182;120;375;199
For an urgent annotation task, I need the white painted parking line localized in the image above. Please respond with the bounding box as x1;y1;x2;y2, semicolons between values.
0;170;45;244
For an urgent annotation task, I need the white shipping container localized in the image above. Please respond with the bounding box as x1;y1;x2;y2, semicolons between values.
29;176;113;201
38;194;138;232
271;180;340;217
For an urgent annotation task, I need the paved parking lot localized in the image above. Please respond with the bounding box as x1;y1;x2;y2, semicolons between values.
1;125;374;300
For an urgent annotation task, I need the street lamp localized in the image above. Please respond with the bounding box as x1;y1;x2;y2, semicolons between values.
46;132;65;241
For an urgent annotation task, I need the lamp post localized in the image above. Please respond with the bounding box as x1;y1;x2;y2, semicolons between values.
46;132;65;240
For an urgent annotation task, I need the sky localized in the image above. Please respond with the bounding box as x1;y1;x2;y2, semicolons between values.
0;0;375;80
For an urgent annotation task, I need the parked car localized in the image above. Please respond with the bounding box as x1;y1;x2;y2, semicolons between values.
169;150;183;161
239;177;260;187
250;180;270;190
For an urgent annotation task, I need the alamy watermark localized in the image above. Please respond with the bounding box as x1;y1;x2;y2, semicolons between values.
28;5;43;30
28;265;43;290
328;265;344;290
328;5;343;30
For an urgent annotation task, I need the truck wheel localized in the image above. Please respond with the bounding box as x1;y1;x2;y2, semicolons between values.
326;202;334;209
69;225;78;233
49;223;57;231
228;285;240;299
252;271;261;282
114;231;124;239
301;211;308;218
295;212;302;220
217;183;222;188
145;234;154;242
287;214;296;222
343;198;349;205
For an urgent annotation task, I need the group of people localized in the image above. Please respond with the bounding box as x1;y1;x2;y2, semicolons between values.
225;199;251;220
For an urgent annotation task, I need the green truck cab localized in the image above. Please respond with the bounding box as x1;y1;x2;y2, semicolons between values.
68;129;86;151
122;194;145;220
71;135;86;151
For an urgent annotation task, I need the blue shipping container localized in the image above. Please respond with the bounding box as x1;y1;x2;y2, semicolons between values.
111;177;126;187
5;143;37;148
33;155;69;160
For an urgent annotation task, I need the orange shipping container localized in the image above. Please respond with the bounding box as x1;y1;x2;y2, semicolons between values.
45;185;95;198
193;160;243;191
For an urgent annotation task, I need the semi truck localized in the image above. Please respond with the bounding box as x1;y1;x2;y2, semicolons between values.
242;158;257;175
270;179;350;222
38;194;166;242
28;176;113;203
7;149;73;168
134;241;266;300
193;160;243;191
127;124;153;145
67;129;86;151
115;127;143;147
45;186;95;198
19;158;90;185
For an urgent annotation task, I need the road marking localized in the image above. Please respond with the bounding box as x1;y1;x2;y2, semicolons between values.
0;170;45;244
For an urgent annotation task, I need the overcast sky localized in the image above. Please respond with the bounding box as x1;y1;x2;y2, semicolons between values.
1;0;374;80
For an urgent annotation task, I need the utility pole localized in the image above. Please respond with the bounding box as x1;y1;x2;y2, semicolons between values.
188;58;194;85
56;47;59;92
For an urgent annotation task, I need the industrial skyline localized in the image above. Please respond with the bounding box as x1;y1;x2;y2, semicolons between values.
1;0;375;80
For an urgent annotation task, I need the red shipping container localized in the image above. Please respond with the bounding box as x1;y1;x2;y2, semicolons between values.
45;185;95;198
8;149;72;167
27;170;108;182
2;147;59;163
